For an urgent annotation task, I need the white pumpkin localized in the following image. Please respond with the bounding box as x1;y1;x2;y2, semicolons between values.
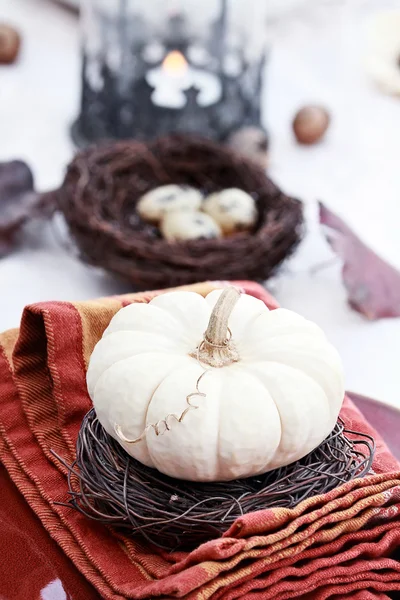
364;11;400;97
87;288;345;482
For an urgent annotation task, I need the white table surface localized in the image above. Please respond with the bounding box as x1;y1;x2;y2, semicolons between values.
1;0;400;408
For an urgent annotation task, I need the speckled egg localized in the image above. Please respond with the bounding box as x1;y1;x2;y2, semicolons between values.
202;188;257;235
160;211;222;242
137;185;203;224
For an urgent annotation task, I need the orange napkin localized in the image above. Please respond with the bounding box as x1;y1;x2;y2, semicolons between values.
0;280;399;599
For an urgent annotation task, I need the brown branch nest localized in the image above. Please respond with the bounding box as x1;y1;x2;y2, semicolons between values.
54;409;375;551
55;135;304;289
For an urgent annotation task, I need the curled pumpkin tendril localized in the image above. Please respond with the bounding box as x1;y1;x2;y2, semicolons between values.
114;368;210;444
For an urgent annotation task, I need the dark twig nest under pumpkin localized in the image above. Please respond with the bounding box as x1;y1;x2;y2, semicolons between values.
54;409;375;551
55;135;303;289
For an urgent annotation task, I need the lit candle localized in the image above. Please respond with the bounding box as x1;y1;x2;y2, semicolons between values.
147;51;191;108
146;50;222;109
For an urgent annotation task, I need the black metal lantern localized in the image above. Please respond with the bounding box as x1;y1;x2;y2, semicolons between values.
72;0;269;149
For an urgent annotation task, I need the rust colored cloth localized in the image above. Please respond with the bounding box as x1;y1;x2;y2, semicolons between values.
0;462;100;600
0;280;400;600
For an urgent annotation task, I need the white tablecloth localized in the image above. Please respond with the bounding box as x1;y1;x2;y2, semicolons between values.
1;0;400;407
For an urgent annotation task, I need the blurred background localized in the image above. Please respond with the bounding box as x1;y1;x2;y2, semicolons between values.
1;0;400;406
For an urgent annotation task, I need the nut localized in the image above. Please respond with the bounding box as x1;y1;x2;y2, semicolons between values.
292;106;330;145
0;24;21;65
227;127;269;170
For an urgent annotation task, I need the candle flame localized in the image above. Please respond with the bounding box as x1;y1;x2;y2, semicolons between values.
162;51;188;76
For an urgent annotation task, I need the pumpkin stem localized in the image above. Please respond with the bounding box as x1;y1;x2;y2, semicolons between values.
194;287;241;368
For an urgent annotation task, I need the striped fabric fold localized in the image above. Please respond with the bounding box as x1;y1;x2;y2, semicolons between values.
0;280;399;599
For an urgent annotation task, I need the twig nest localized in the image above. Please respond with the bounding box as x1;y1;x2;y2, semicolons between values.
0;24;21;64
364;11;400;96
57;135;304;288
160;211;222;241
202;188;257;235
65;410;375;550
292;106;330;145
137;184;203;224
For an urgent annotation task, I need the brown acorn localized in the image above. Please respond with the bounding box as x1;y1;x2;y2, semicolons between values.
227;126;269;170
292;106;330;145
0;24;21;65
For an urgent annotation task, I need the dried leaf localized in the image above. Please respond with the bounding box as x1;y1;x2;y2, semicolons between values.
319;202;400;320
0;160;49;256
